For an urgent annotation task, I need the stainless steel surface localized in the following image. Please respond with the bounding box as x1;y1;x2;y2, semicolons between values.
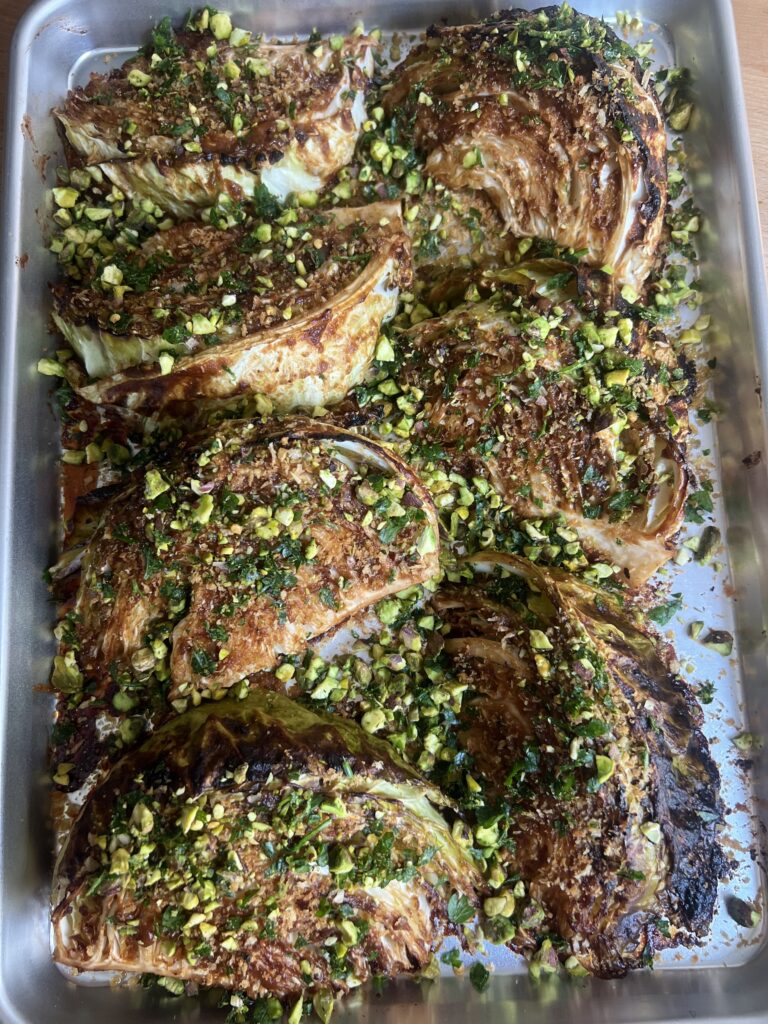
1;0;767;1021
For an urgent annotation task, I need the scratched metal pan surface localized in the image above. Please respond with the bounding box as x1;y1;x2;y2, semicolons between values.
0;0;767;1021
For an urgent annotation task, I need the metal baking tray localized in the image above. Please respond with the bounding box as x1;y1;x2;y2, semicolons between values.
1;0;767;1021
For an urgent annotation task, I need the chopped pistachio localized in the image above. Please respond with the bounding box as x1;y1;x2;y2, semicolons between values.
131;647;155;674
465;773;481;794
179;804;199;834
377;599;400;625
144;468;170;501
529;629;553;651
484;894;515;918
127;69;151;87
188;313;216;335
130;802;154;835
329;846;354;874
332;181;352;201
85;440;102;464
273;664;295;688
338;919;358;945
190;494;214;525
100;264;123;286
112;690;136;712
37;358;67;377
668;102;693;132
702;630;733;656
605;368;630;387
246;57;271;77
157;975;185;996
51;651;83;693
639;821;662;844
528;938;558;981
61;450;85;465
732;732;761;752
210;11;232;39
361;708;387;734
416;524;437;556
110;848;131;874
313;990;334;1024
697;526;721;564
229;27;251;47
159;352;175;375
475;822;498;846
726;895;761;929
375;336;395;362
595;755;614;785
370;139;390;162
52;187;79;209
564;955;590;978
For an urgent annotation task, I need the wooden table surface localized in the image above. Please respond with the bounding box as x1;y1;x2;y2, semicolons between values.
0;1;766;262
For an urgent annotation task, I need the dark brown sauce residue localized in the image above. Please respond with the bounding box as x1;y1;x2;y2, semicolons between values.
20;114;34;145
21;113;53;180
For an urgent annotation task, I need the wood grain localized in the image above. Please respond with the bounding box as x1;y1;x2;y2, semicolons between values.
0;0;766;262
732;1;768;262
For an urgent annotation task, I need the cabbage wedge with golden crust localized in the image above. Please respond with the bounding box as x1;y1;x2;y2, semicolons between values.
49;418;439;788
52;202;411;412
340;295;689;583
55;14;375;215
52;690;483;998
432;553;724;976
384;6;667;290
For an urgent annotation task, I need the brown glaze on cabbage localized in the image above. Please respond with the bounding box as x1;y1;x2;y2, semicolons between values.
433;553;724;976
53;691;482;998
384;7;667;289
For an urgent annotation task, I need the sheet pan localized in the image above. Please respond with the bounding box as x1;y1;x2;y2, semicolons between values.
0;0;767;1021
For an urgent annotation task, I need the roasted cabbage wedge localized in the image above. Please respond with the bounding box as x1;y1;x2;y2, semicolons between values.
383;6;667;290
50;418;439;786
412;257;696;406
339;295;689;583
44;2;726;1003
54;13;374;216
52;690;483;998
232;551;725;977
429;553;724;976
52;201;411;412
